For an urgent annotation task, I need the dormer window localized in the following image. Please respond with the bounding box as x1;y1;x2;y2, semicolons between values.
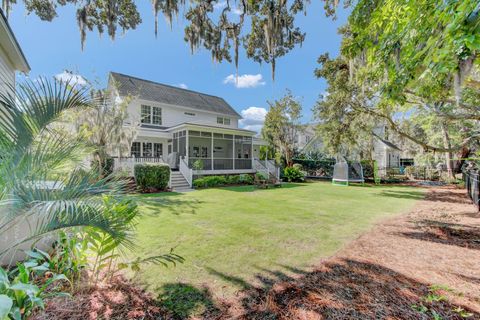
217;117;231;125
141;105;162;125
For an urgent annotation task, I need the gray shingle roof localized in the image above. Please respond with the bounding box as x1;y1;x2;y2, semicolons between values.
110;72;240;117
373;133;402;151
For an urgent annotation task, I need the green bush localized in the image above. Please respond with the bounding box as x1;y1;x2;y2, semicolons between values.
193;174;254;189
255;172;268;180
226;175;240;184
134;163;170;192
239;174;254;185
283;166;305;182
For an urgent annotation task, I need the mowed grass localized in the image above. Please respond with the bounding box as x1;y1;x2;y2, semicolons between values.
131;182;424;301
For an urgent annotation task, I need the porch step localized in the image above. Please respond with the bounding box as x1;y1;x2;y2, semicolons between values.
170;171;192;192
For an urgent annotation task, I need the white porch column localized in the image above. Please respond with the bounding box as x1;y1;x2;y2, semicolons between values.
232;135;236;170
186;130;189;164
211;134;214;170
251;138;254;169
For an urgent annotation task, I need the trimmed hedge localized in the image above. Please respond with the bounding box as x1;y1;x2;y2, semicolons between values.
134;163;170;192
193;174;254;189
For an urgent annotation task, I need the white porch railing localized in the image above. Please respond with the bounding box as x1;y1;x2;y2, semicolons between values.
254;159;280;180
179;157;193;188
113;156;166;176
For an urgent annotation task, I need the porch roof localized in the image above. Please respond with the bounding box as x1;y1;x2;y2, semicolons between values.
168;122;257;136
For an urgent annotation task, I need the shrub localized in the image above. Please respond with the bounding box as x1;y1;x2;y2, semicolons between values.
226;175;240;184
239;174;254;185
134;163;170;192
0;256;68;319
283;166;305;182
192;174;254;189
255;172;268;180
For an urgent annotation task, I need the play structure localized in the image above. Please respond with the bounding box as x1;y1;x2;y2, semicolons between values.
332;158;365;186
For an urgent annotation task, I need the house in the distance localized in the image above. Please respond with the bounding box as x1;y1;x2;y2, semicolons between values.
0;8;29;96
108;72;276;190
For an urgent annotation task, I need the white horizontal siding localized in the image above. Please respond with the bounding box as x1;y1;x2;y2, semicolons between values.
0;45;15;98
125;98;239;129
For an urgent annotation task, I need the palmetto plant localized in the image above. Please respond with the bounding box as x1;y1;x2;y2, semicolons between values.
0;78;135;261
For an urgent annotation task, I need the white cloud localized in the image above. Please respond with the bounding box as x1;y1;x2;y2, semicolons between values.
232;7;243;14
239;106;267;133
177;83;188;89
223;74;266;88
55;71;87;86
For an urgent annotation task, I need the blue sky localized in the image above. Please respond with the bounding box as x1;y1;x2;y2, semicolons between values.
9;1;349;131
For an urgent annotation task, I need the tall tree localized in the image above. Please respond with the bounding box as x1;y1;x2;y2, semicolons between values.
4;0;478;83
262;90;302;167
65;89;138;177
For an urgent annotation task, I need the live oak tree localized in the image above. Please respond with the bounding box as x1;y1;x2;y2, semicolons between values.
262;90;302;167
3;0;478;83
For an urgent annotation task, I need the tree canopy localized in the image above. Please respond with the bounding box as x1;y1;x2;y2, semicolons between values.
262;90;302;166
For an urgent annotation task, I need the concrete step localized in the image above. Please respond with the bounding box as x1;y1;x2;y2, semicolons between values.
171;181;189;186
172;187;194;192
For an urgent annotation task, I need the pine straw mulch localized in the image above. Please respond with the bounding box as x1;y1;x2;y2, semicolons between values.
31;276;164;320
34;185;480;319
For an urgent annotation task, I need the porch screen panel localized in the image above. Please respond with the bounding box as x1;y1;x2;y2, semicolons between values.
235;136;252;169
213;134;233;170
179;130;186;159
188;132;212;170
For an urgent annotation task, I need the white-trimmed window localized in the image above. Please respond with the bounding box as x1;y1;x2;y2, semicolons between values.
141;105;162;125
131;142;141;157
217;117;231;125
141;105;151;124
143;142;152;157
154;143;163;157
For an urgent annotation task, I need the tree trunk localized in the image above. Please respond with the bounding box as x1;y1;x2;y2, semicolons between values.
440;122;454;179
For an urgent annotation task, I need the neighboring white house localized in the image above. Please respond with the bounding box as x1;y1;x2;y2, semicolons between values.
295;123;415;176
0;9;29;96
108;72;276;189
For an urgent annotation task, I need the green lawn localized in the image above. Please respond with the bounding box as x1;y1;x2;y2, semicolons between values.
130;181;423;315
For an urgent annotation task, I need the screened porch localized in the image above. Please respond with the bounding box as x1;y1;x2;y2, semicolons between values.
172;129;254;172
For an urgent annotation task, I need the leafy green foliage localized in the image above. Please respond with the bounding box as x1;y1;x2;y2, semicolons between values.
192;160;204;171
262;91;303;167
0;259;68;319
0;78;135;256
283;166;305;182
134;163;170;192
192;174;254;189
84;196;138;282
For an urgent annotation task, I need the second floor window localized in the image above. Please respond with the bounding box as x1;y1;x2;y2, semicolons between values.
217;117;231;125
141;105;162;125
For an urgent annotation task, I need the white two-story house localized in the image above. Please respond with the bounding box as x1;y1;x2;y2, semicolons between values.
108;72;274;189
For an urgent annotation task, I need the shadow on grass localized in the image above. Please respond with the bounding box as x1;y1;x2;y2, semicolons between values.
219;183;307;193
379;189;425;200
134;192;203;216
399;220;480;250
201;259;479;319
